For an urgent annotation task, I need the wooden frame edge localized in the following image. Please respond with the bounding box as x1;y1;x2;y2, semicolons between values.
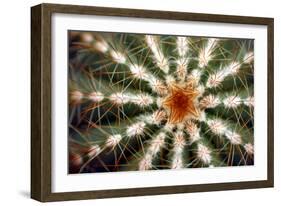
31;4;43;201
42;180;272;202
31;3;274;202
267;18;274;188
41;3;273;24
31;4;53;202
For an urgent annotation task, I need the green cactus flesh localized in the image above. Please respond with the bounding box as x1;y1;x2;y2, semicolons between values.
68;31;254;173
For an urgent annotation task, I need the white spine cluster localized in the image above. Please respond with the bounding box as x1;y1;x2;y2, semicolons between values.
88;91;104;102
176;123;185;130
223;95;242;108
88;145;101;157
243;52;254;64
175;37;189;81
187;69;202;86
197;84;206;97
148;132;166;156
81;33;94;43
198;38;218;68
71;153;83;166
222;95;254;108
200;94;253;109
207;119;243;145
148;76;167;96
138;132;166;170
185;121;201;144
177;37;189;57
129;64;149;79
207;119;226;135
163;123;175;132
151;110;167;125
110;50;126;64
206;70;226;88
70;91;84;103
174;131;186;150
126;122;146;137
109;92;130;105
199;94;220;109
176;58;189;81
145;35;169;73
93;40;109;53
244;143;254;154
131;93;154;107
165;75;176;85
207;61;243;88
223;61;241;76
171;153;184;169
225;131;242;145
105;134;122;148
197;143;211;164
198;111;207;122
244;96;254;107
85;36;131;64
139;154;153;171
110;92;154;107
171;131;186;169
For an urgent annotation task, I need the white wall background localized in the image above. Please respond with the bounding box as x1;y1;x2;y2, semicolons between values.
0;0;280;205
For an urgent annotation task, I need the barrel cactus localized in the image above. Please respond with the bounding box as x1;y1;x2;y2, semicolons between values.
68;31;254;173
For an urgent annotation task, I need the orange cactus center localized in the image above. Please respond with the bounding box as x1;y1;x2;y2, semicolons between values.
163;83;200;124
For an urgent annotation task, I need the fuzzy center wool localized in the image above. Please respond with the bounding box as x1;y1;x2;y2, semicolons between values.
163;83;200;124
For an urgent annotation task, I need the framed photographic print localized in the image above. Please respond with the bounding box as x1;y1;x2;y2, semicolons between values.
31;3;274;202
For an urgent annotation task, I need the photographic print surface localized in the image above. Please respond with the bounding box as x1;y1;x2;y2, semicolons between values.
68;31;254;174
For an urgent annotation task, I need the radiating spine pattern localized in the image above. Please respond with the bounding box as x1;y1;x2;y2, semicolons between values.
68;31;254;173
